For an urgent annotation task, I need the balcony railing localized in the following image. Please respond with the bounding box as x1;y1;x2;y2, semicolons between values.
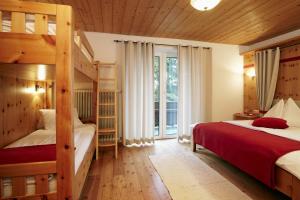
154;101;177;126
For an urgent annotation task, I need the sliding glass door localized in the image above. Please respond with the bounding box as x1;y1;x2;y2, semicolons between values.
154;47;178;139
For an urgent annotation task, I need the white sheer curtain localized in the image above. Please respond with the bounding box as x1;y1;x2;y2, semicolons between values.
255;47;280;111
117;41;154;145
178;46;212;141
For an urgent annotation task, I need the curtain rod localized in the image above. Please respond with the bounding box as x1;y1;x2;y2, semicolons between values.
113;40;211;49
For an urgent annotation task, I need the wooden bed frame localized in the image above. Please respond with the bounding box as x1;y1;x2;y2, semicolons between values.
0;0;97;199
193;144;300;200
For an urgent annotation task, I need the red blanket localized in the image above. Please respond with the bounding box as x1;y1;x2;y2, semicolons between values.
0;144;56;165
193;122;300;188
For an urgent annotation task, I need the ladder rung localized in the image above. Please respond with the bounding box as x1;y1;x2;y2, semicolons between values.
99;103;115;105
99;65;116;68
99;78;116;81
98;128;116;132
98;132;115;136
98;142;116;147
99;89;117;92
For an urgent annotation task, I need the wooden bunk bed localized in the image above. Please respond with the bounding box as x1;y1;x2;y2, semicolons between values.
0;0;97;199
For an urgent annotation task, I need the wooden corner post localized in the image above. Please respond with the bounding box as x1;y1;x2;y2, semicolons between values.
56;5;75;199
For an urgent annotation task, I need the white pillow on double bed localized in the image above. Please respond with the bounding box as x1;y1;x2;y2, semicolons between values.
39;108;84;130
264;99;284;118
282;98;300;127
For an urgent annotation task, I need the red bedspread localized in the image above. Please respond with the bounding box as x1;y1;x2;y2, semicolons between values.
0;144;56;165
193;122;300;188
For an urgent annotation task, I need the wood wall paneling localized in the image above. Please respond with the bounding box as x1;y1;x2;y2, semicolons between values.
3;76;17;147
0;76;3;148
243;52;258;112
243;44;300;111
0;74;45;148
275;44;300;100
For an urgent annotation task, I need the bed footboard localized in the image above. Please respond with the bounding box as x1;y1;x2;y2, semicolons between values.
0;161;56;199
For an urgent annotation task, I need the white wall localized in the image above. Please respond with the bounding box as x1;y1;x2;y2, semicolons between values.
85;32;243;121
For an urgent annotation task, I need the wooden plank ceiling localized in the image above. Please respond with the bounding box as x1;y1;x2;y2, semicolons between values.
25;0;300;45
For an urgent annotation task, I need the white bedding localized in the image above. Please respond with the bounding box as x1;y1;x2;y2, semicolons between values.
226;120;300;180
2;124;95;198
5;124;95;172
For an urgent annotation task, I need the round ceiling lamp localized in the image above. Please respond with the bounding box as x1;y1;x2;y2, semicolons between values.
190;0;221;11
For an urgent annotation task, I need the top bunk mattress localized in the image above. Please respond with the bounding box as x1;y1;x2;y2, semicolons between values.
5;124;95;173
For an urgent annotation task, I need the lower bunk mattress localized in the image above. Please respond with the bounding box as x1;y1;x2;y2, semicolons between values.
1;124;95;198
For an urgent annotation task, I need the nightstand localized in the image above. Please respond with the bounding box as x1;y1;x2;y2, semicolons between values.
233;113;261;120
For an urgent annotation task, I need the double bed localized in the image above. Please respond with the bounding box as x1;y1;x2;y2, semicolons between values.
193;119;300;199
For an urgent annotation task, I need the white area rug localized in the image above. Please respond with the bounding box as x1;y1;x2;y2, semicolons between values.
149;153;252;200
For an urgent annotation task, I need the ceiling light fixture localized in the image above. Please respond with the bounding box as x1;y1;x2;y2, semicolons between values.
190;0;221;11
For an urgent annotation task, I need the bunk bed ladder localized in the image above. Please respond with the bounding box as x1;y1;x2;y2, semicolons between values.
96;63;118;159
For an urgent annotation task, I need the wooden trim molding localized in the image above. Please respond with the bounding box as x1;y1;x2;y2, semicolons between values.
280;56;300;63
0;161;56;177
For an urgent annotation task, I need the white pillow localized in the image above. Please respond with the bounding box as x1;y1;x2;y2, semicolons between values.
39;108;84;130
264;99;284;118
39;109;56;130
283;98;300;127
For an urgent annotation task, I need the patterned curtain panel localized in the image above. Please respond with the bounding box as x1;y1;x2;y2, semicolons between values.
255;47;280;111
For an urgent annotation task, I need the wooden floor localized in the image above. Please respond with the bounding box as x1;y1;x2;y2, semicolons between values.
81;139;290;200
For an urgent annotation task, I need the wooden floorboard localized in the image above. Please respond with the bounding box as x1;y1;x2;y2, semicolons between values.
81;139;290;200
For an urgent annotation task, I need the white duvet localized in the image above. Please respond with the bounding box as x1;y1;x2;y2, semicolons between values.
225;120;300;180
5;124;96;173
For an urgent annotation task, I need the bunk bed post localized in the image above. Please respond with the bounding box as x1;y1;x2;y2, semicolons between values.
92;80;97;123
56;4;75;200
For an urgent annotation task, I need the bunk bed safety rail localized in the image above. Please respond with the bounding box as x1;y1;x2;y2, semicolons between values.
0;1;57;35
74;30;94;64
0;161;57;199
